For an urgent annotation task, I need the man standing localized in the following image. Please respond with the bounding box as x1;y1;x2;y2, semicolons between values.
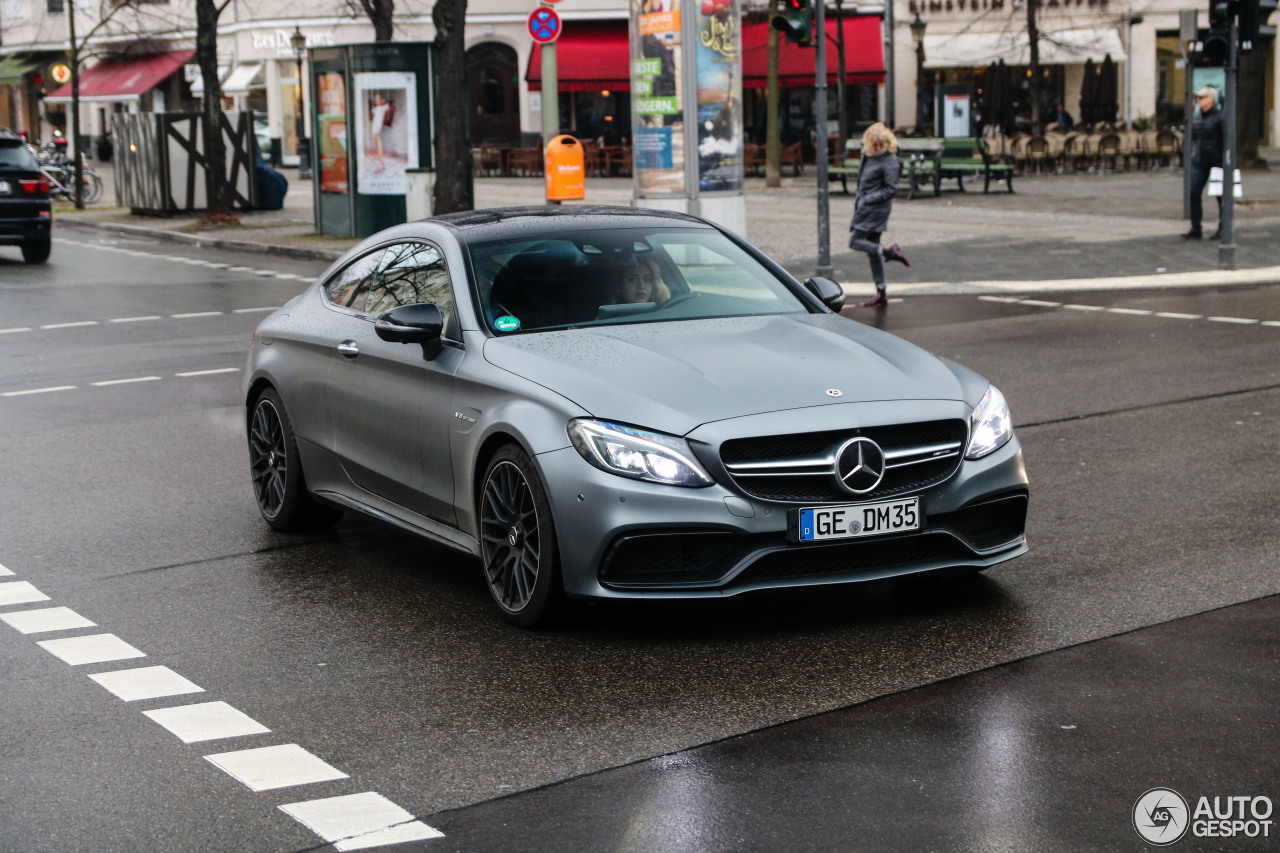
1183;86;1224;240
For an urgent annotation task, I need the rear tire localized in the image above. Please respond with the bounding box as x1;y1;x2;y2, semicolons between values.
248;388;342;531
22;238;51;264
478;444;565;627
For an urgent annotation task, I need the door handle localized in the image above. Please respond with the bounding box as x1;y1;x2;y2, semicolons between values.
337;340;359;359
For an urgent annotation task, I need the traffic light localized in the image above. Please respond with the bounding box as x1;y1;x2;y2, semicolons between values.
772;0;812;46
1202;0;1232;65
1238;0;1277;51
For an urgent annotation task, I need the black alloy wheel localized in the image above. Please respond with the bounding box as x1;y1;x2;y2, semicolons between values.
479;445;563;627
248;389;341;531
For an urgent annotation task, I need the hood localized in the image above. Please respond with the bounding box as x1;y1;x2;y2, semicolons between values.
483;314;967;436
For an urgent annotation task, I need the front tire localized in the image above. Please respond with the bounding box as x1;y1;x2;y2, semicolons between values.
248;388;342;531
22;238;51;264
478;445;565;627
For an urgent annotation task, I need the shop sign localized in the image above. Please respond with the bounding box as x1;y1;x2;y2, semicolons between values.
908;0;1107;13
251;29;335;56
50;63;72;85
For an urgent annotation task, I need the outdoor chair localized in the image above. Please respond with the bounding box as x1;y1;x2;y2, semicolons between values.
1096;133;1122;173
1025;136;1051;175
782;141;804;176
1151;130;1179;169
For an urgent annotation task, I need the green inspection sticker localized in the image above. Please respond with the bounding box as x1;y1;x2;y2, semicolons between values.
494;315;521;332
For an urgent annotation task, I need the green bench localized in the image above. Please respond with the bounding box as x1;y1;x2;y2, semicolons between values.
834;137;1019;197
921;137;1015;194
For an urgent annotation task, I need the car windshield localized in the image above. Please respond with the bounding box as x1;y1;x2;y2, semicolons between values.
468;226;809;334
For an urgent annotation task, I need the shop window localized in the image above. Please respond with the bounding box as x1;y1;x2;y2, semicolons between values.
47;0;64;13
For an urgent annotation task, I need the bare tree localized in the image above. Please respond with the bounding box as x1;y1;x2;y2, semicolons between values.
765;0;782;187
431;0;473;213
1026;0;1041;129
195;0;237;219
352;0;396;42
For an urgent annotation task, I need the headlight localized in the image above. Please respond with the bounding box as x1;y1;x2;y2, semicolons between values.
965;385;1013;460
568;420;713;487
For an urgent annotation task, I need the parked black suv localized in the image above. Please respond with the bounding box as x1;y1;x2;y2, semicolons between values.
0;130;52;264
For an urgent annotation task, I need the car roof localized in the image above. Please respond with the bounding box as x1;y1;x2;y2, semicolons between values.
427;205;713;244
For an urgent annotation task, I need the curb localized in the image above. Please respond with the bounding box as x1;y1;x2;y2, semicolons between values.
839;265;1280;296
54;216;349;263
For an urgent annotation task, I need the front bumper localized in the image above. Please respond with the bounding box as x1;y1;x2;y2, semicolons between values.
536;427;1028;601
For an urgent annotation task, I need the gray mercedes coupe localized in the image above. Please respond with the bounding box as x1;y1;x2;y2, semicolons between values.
244;207;1028;626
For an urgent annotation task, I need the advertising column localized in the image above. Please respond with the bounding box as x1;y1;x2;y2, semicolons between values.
631;0;745;234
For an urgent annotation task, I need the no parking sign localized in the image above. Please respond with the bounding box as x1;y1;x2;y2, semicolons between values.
528;6;562;44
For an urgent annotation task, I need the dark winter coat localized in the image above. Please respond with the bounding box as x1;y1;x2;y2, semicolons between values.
850;150;901;233
1191;106;1224;169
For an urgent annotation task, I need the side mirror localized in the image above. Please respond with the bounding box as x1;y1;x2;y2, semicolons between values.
804;276;846;312
375;303;444;360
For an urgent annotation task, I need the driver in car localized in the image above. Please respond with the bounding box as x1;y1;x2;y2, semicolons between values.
609;258;670;306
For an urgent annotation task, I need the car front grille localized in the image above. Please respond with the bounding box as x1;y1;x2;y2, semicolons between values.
719;419;968;504
732;532;976;585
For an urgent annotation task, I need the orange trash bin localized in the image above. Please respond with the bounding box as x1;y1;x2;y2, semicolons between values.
545;135;586;202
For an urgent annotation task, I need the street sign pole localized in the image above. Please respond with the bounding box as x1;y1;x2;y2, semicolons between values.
815;0;832;278
530;4;562;188
1218;13;1237;270
1179;9;1196;220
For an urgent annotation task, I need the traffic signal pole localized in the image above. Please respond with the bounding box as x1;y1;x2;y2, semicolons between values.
815;0;832;277
1219;13;1237;270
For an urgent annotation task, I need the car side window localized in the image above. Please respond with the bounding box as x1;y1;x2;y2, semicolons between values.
324;249;384;312
367;242;457;338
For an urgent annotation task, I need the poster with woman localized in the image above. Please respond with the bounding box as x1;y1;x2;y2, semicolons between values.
353;71;419;195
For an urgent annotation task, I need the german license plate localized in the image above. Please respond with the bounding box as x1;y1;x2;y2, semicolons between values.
797;497;920;542
0;180;10;195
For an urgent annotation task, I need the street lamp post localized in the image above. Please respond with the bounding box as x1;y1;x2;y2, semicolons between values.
291;25;311;179
910;12;927;130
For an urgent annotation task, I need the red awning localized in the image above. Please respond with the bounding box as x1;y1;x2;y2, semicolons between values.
527;22;631;93
741;17;884;88
45;50;195;103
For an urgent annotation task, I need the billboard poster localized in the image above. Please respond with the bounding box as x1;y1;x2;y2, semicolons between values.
694;0;742;192
353;71;419;195
631;0;686;194
317;72;348;194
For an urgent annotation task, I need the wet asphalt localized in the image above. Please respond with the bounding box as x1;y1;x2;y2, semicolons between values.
0;230;1276;851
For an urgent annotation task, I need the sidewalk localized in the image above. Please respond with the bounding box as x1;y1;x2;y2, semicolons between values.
56;151;1280;293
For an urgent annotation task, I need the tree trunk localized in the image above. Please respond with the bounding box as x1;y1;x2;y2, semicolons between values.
196;0;231;216
432;0;473;213
1026;0;1041;130
369;0;394;41
765;0;782;187
67;8;83;211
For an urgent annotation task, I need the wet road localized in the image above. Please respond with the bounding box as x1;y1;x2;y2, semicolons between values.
0;229;1277;851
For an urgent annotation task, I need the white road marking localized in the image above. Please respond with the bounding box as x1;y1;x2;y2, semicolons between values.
172;311;224;319
279;792;443;851
232;306;280;313
1;606;96;634
1263;321;1280;327
0;327;32;334
2;386;76;397
226;266;257;272
1018;299;1061;307
109;316;163;323
0;563;12;576
205;744;349;792
252;269;277;277
1106;307;1153;315
91;376;162;387
175;367;240;377
1063;304;1106;311
275;273;307;280
143;701;271;743
90;665;205;702
40;321;98;329
988;298;1277;328
37;633;146;666
0;581;52;606
1154;312;1203;319
977;295;1022;303
1207;316;1259;324
204;262;231;269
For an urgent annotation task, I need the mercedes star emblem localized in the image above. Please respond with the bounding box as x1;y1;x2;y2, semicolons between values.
834;436;886;494
825;389;843;397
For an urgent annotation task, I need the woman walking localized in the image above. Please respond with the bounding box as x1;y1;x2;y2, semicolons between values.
848;123;909;308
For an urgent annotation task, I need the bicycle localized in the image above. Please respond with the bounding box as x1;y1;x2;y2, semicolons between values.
28;142;104;204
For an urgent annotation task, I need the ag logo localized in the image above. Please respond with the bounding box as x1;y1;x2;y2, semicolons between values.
1133;788;1190;845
